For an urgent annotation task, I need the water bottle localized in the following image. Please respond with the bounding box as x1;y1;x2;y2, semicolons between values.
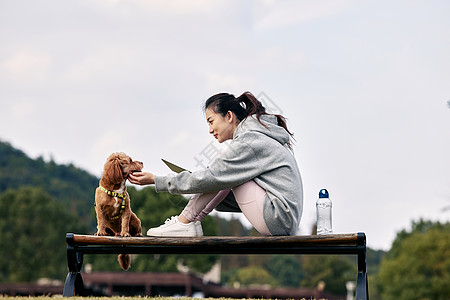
316;189;332;235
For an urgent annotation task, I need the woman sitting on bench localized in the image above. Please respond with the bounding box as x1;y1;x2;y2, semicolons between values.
128;92;303;237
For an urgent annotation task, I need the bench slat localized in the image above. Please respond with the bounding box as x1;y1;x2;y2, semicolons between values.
69;233;360;247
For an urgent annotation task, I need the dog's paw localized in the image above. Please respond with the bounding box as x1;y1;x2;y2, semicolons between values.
95;231;108;236
120;232;131;237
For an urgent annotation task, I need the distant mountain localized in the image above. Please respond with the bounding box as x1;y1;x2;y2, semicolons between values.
0;139;99;229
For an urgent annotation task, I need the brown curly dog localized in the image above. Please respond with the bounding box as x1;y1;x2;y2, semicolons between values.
94;152;143;270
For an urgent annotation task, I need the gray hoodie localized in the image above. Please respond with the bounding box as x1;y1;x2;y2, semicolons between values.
155;114;303;235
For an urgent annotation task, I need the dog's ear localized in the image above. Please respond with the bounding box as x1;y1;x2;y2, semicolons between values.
104;155;125;184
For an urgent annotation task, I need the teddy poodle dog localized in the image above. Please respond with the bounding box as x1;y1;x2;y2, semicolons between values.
94;152;143;270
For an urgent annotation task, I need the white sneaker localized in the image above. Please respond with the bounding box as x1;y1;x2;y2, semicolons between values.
194;221;204;237
147;216;198;237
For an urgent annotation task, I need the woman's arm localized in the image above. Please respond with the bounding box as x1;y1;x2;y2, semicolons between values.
154;138;263;195
128;172;155;185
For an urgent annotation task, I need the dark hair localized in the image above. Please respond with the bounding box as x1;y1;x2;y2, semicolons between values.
203;92;294;149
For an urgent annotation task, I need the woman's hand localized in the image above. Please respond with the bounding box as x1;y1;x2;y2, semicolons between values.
128;172;155;185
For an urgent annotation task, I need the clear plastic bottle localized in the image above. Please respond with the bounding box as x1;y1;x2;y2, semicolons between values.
316;189;332;235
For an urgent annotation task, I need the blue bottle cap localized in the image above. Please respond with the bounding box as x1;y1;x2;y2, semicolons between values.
319;189;329;198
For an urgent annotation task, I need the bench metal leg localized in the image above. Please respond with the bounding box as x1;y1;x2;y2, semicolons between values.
63;272;84;296
63;238;85;297
355;233;369;300
355;271;368;300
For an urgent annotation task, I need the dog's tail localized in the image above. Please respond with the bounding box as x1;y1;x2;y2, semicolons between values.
118;254;131;271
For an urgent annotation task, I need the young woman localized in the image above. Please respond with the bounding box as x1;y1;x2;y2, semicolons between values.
128;92;303;236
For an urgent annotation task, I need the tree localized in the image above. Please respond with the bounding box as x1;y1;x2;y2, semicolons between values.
301;255;356;296
228;265;275;286
264;255;305;287
377;219;450;300
0;187;87;282
366;247;386;300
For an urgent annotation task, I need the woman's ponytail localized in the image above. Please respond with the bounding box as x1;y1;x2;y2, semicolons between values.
236;92;265;119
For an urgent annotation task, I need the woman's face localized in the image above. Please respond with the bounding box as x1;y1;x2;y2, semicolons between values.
205;107;239;143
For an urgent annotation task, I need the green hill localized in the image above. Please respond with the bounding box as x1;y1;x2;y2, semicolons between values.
0;140;99;229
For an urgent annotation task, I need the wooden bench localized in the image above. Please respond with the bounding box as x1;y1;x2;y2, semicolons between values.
63;232;369;299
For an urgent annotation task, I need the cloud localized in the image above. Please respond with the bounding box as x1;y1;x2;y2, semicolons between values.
66;46;138;82
142;0;219;15
84;0;219;17
91;130;127;160
257;46;307;70
167;131;190;147
1;50;51;81
252;0;354;30
204;71;247;92
10;100;37;120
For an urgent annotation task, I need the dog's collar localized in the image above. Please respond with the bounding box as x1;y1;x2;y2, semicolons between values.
99;186;126;221
99;186;126;199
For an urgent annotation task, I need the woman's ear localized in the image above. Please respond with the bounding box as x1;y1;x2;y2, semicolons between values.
226;111;235;123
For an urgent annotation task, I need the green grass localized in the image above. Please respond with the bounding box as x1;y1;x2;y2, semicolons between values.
0;296;316;300
0;297;217;300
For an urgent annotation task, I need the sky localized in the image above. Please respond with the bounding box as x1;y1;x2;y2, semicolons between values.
1;0;449;250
